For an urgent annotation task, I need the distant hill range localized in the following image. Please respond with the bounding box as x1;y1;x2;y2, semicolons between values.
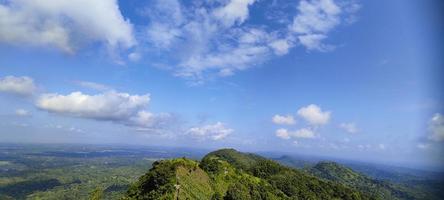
122;149;444;200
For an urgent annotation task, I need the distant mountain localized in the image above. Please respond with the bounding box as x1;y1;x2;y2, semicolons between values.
273;155;317;169
273;154;444;183
309;161;420;200
123;149;370;200
275;155;444;200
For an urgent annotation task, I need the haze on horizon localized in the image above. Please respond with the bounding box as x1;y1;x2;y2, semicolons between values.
0;0;443;170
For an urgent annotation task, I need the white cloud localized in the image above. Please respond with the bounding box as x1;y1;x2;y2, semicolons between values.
290;0;342;50
0;76;37;96
36;91;150;120
35;91;172;131
146;22;182;49
143;0;359;82
143;0;184;49
339;122;357;133
275;128;316;140
128;52;142;62
75;81;111;91
187;122;233;140
1;0;359;79
291;0;341;34
0;0;135;53
213;0;256;27
298;34;329;51
293;128;316;138
276;128;291;139
269;39;292;55
127;111;174;129
428;113;444;142
272;114;296;125
15;109;30;117
297;104;331;125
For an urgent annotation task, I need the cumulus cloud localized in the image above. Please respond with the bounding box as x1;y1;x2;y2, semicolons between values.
276;128;291;139
142;0;358;82
272;114;295;125
187;122;233;140
275;128;316;140
35;91;172;131
15;109;31;117
213;0;256;27
339;122;357;133
0;0;135;53
0;76;37;96
297;104;331;125
428;113;444;142
36;91;149;120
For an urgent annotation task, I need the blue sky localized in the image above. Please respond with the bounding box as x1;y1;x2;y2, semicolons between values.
0;0;443;169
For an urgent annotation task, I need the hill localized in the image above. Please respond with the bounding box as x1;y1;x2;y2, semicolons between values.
309;161;423;200
124;149;370;200
274;154;444;200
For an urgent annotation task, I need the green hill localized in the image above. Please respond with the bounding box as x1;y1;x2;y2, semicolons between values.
309;161;438;200
124;149;371;200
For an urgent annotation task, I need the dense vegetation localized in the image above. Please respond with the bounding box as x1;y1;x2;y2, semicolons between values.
310;162;414;199
276;156;444;200
1;144;442;200
0;144;190;200
125;149;370;200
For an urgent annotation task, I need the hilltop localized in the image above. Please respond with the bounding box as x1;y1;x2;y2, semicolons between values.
123;149;370;200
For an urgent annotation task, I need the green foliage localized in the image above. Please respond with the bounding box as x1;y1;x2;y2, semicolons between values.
125;158;209;200
90;187;104;200
125;149;371;200
0;145;154;200
204;149;369;200
2;145;442;200
308;161;438;200
0;178;61;199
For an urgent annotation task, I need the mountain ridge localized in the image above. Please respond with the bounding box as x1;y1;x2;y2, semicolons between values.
124;148;370;200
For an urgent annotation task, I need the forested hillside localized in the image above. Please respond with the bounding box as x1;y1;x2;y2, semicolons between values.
124;149;370;200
